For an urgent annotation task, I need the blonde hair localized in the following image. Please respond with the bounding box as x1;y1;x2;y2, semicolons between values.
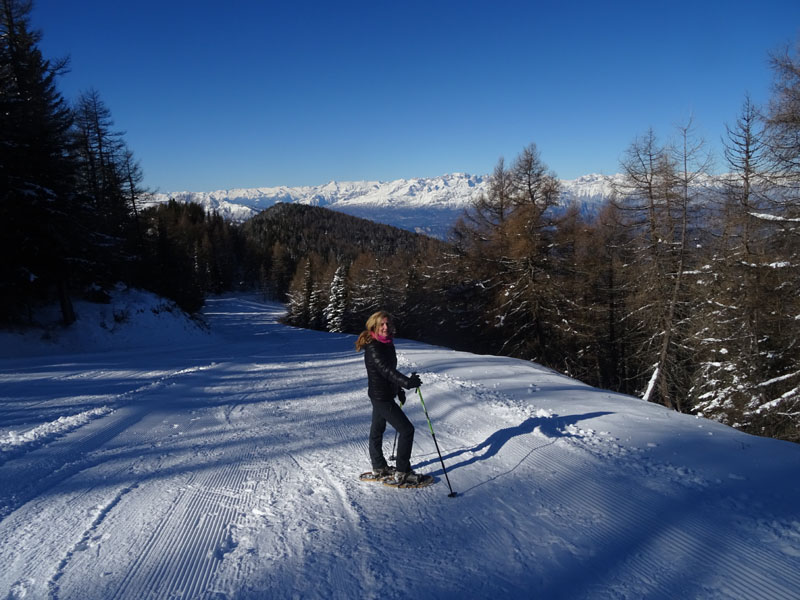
355;310;394;352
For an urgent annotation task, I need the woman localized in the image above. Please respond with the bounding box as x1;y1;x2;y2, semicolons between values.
356;310;426;485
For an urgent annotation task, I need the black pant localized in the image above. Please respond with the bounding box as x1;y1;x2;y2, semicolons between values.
369;398;415;473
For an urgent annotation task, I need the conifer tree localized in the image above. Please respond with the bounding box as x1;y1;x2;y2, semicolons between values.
649;119;709;411
455;144;562;360
613;129;682;407
72;88;143;284
766;40;800;179
750;41;800;441
286;257;313;328
692;97;775;426
0;0;78;323
324;265;348;333
72;90;139;227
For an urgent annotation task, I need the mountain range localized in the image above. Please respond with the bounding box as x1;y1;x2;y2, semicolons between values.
146;173;619;238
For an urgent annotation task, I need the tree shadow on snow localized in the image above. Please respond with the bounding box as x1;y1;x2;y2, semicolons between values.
413;411;612;493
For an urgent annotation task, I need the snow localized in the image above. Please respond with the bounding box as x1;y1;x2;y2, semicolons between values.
145;172;618;238
1;292;799;599
750;212;800;223
0;286;210;358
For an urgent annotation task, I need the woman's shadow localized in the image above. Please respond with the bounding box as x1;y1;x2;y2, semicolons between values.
414;411;612;486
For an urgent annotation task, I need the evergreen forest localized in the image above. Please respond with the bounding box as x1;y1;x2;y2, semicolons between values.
3;0;800;443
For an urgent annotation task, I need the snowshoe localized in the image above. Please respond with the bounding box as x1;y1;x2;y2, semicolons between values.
383;470;435;489
359;465;396;483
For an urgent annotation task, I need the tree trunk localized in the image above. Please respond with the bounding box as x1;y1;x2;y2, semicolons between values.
57;279;76;326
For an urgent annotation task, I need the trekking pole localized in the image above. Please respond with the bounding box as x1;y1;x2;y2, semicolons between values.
416;387;457;498
389;430;398;462
389;391;405;461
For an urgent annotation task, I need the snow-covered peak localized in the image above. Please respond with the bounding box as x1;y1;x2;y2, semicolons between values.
145;172;622;237
561;173;621;200
148;173;490;213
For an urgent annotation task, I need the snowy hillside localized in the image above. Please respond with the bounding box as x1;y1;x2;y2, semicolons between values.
0;286;210;358
1;293;799;599
146;173;618;238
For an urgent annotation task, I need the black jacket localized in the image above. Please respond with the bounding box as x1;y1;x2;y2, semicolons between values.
364;339;413;402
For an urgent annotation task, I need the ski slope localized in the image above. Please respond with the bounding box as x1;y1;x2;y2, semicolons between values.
1;294;799;599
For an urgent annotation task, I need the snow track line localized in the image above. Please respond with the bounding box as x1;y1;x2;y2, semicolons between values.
0;362;219;466
530;439;800;600
107;473;199;600
289;450;381;597
0;452;154;600
557;435;800;599
47;484;140;600
0;407;114;468
0;404;153;522
0;361;225;522
108;447;260;600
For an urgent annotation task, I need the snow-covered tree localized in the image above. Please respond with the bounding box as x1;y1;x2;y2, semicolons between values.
743;43;800;441
691;97;774;424
612;124;709;411
324;265;348;333
285;257;313;328
347;254;392;324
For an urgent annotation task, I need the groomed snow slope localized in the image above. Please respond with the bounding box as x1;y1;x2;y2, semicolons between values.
1;295;799;599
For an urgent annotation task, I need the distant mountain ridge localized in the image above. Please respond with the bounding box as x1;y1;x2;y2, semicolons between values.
145;172;619;238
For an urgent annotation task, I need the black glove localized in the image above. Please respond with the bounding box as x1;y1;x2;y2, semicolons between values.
407;373;422;389
397;389;406;405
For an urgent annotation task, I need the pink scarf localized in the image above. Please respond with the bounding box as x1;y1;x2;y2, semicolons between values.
370;331;392;344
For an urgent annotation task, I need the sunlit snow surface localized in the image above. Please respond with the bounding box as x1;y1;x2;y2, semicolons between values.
1;293;799;599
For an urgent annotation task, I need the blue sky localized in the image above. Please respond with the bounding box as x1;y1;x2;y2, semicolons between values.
31;0;800;192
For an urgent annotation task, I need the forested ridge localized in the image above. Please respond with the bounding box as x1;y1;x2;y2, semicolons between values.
244;202;439;261
3;0;799;443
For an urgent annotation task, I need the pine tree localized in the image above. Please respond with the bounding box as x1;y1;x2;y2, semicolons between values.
347;253;390;322
650;119;709;412
285;257;313;327
0;0;78;323
613;129;686;408
456;144;562;360
72;90;138;228
749;42;800;441
766;40;800;179
72;88;142;285
692;97;775;427
137;201;205;313
324;265;348;333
